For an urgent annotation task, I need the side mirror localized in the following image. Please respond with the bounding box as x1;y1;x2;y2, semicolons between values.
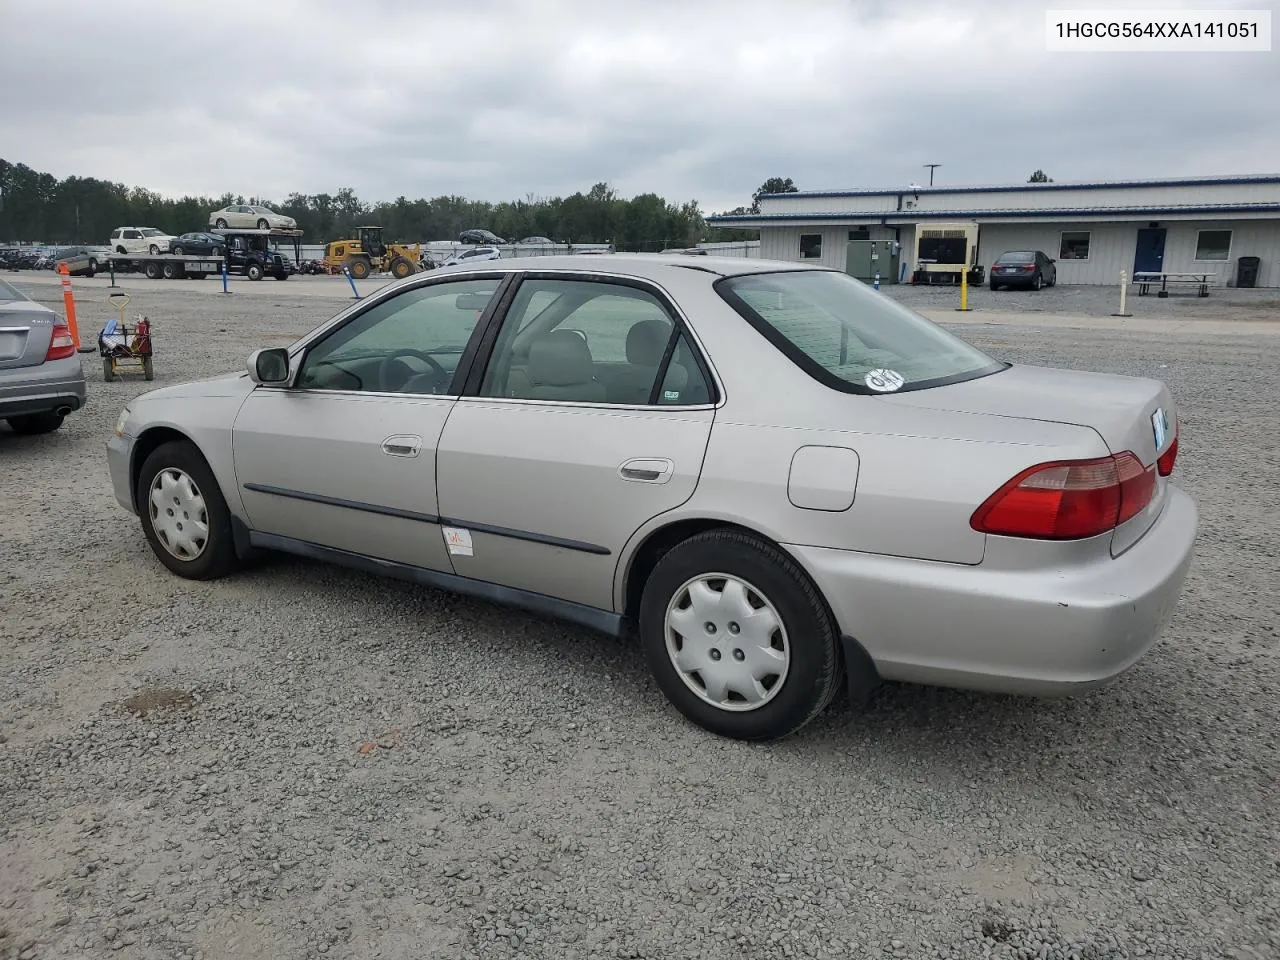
248;347;290;385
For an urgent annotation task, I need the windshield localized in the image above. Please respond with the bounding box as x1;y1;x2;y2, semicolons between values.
0;278;27;301
997;251;1035;263
716;270;1005;394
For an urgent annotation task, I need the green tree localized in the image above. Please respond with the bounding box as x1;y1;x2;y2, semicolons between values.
1028;169;1054;183
752;176;798;212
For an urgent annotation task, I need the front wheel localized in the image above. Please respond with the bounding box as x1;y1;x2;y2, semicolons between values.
137;440;237;580
246;263;264;281
7;412;64;435
638;530;844;741
257;219;269;230
149;245;160;255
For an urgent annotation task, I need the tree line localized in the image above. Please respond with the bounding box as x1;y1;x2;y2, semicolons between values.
0;159;794;250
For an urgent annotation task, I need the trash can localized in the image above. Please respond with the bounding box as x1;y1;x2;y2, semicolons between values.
1237;256;1261;288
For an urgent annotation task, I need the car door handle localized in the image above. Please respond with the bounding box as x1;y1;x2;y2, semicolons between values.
619;458;674;483
381;435;422;458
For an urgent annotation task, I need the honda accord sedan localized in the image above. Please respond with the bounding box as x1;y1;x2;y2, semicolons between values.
105;255;1196;740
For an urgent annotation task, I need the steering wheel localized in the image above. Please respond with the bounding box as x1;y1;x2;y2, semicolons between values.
377;349;450;393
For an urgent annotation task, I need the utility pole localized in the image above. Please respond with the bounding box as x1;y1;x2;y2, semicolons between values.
923;164;941;187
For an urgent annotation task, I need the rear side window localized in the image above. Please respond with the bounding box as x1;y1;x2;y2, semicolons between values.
717;270;1004;395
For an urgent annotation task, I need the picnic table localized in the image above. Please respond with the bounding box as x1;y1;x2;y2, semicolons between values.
1132;271;1215;298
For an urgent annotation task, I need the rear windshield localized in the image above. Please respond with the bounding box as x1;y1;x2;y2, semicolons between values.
996;251;1035;263
0;278;27;301
716;270;1005;395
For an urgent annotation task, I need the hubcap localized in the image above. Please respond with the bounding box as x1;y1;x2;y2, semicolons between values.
664;573;790;712
148;468;209;561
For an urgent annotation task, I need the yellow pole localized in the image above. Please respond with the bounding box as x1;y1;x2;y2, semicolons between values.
956;261;972;312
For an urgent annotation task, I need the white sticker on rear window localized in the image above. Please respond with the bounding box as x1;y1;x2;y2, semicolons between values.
864;369;905;392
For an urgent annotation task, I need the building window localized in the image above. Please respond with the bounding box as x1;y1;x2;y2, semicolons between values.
799;234;822;259
1195;230;1232;261
848;228;870;241
1059;231;1091;260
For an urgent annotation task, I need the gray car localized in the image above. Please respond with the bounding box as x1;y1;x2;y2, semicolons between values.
105;255;1197;740
1;278;87;434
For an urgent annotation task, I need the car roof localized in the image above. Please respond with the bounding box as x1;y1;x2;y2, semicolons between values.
447;253;828;279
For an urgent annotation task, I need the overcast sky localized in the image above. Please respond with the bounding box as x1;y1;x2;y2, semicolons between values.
3;0;1276;212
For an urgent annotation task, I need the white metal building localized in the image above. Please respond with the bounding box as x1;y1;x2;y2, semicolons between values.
708;174;1280;287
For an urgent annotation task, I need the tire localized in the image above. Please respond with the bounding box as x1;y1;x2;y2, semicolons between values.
88;258;98;274
638;529;844;741
215;218;227;228
1032;273;1042;290
103;358;117;381
188;272;206;280
144;262;162;280
116;246;127;255
273;273;288;280
347;258;372;280
989;281;998;291
171;246;183;256
257;219;270;230
149;245;160;255
7;412;64;435
389;256;415;280
246;263;264;281
136;440;237;580
142;357;154;381
162;261;182;280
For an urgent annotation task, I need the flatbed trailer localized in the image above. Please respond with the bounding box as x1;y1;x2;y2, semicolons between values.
107;252;225;280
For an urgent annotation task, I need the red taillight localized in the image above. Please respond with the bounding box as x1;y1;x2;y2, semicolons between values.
971;452;1157;540
1022;264;1035;270
1157;432;1178;476
45;323;76;361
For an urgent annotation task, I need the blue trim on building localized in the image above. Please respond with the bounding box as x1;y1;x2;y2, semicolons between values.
708;203;1280;225
756;174;1280;201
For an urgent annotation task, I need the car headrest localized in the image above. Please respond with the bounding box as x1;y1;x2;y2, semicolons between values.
625;318;670;366
529;330;595;386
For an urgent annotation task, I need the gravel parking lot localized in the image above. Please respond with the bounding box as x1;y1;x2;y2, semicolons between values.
2;275;1277;960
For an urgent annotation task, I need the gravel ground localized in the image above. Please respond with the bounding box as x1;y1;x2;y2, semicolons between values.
1;277;1278;960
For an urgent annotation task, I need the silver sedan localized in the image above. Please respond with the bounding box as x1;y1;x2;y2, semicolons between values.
105;255;1197;740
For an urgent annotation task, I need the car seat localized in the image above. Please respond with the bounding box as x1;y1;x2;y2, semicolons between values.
523;329;606;402
607;317;672;403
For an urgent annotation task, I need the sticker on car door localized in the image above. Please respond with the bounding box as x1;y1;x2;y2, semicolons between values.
443;527;474;557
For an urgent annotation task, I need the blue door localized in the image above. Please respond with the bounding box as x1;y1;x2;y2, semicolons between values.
1134;228;1166;275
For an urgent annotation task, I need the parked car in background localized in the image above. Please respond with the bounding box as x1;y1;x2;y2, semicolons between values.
110;227;176;256
208;205;297;231
517;236;555;245
459;228;505;245
169;232;227;257
0;277;86;435
989;250;1057;290
52;246;107;277
439;246;500;267
105;254;1195;741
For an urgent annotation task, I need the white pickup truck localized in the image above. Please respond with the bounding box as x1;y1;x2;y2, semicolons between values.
108;227;176;256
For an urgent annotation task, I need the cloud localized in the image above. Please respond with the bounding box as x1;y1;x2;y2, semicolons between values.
2;0;1275;212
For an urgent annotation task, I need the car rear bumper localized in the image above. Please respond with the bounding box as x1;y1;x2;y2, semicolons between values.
991;272;1038;285
106;433;137;514
786;485;1198;696
0;357;87;418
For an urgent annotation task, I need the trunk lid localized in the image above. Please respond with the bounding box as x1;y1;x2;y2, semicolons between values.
0;301;57;370
880;364;1177;554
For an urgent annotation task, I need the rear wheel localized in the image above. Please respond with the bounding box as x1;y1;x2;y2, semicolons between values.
215;218;228;228
990;280;999;290
1032;272;1043;290
144;262;162;280
162;261;182;279
7;412;64;435
347;257;372;280
171;246;184;256
137;441;237;580
639;529;844;741
88;258;98;275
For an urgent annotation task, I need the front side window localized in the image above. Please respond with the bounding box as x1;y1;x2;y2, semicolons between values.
478;278;710;405
717;269;1004;395
1195;230;1231;261
296;279;499;395
799;234;822;259
1059;232;1090;260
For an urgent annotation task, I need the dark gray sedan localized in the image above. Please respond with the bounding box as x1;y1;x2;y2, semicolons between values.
169;232;227;257
0;278;87;434
989;250;1057;290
